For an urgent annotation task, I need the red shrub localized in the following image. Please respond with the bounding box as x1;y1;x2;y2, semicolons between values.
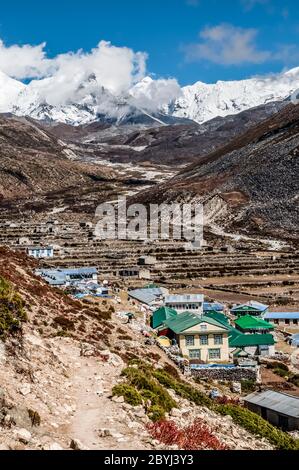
147;419;228;450
216;396;240;406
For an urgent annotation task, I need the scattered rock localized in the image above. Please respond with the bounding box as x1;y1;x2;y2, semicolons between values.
70;439;87;450
98;428;112;438
112;395;124;404
170;408;182;418
19;384;31;396
46;442;64;450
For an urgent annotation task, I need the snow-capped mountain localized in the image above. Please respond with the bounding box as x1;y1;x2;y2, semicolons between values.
166;67;299;123
0;71;25;112
0;67;299;126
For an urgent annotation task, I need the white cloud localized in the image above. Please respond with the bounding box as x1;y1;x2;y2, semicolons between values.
183;24;271;65
130;77;182;111
0;39;181;114
0;40;53;79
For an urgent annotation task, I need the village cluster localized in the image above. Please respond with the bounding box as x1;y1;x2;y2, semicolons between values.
34;261;299;433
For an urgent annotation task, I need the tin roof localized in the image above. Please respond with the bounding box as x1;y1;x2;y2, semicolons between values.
232;301;268;313
203;302;224;312
151;306;178;329
205;310;230;327
129;288;164;305
235;315;274;331
165;294;204;304
244;390;299;418
164;312;229;334
264;312;299;320
229;333;275;348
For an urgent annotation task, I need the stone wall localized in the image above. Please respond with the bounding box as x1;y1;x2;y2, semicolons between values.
191;367;257;382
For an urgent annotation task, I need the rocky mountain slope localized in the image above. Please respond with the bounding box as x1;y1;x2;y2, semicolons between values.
0;114;124;213
136;103;299;238
42;100;285;167
0;67;298;126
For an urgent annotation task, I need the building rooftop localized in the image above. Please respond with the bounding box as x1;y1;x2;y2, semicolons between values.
164;312;229;335
165;294;204;304
129;288;164;305
264;312;299;320
28;246;53;250
205;310;230;327
203;302;224;312
244;390;299;418
235;315;274;331
229;333;275;348
151;306;178;329
232;301;269;313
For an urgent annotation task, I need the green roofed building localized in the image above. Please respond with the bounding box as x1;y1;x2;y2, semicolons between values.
151;306;177;329
205;310;230;327
229;327;275;357
164;312;230;363
235;315;274;334
231;301;268;317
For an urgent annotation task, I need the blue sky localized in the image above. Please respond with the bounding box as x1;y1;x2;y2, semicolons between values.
0;0;298;85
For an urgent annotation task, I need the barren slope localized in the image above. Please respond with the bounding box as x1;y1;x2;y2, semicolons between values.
135;103;299;237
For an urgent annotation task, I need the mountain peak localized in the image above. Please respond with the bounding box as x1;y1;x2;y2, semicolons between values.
1;67;299;125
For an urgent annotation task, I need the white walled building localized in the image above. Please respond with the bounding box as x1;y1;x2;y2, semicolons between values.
165;294;204;315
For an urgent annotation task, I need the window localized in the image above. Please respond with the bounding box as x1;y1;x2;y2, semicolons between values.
214;334;223;345
274;319;279;325
293;319;298;325
200;335;209;345
209;349;221;360
285;319;290;325
185;335;195;346
200;324;207;331
189;350;201;359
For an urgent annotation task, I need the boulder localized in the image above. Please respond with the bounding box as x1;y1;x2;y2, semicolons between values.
13;428;32;444
70;439;87;450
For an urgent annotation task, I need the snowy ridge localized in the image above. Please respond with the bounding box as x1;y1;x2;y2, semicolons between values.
0;67;299;125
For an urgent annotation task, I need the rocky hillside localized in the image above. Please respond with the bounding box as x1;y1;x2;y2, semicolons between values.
0;114;114;201
136;103;299;238
1;247;298;451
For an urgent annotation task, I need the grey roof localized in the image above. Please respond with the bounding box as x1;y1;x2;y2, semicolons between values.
129;288;163;305
264;312;299;320
165;294;204;303
244;390;299;418
60;267;97;275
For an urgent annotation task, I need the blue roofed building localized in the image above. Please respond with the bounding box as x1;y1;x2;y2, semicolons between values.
203;302;224;313
263;312;299;329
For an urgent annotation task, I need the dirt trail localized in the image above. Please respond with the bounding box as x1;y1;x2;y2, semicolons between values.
61;345;150;450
